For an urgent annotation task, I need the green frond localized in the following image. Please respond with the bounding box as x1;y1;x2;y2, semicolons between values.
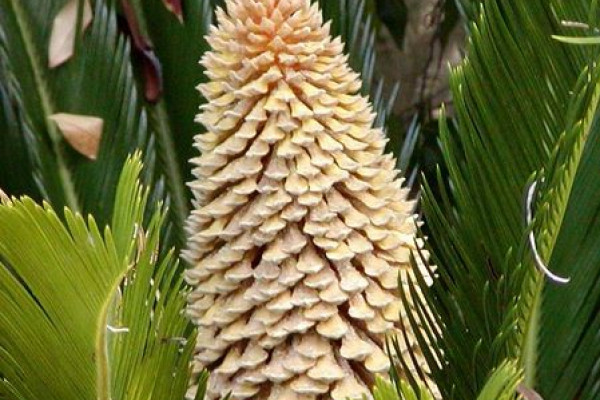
373;376;436;400
372;379;403;400
56;0;159;225
110;212;193;398
476;361;522;400
395;0;592;398
0;164;135;398
0;62;41;200
0;0;79;211
532;53;600;400
0;0;185;249
513;52;600;389
194;371;209;400
0;154;193;399
102;154;195;399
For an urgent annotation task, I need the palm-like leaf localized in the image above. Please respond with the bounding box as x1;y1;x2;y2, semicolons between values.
0;63;40;200
394;0;595;398
0;199;128;399
0;0;156;227
475;361;522;400
532;52;600;399
108;156;195;399
373;376;435;400
0;154;193;399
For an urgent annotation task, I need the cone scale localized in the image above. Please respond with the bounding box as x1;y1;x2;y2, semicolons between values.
184;1;426;398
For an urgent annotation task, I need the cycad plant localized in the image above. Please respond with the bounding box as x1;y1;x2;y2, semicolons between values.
2;0;600;400
399;0;600;399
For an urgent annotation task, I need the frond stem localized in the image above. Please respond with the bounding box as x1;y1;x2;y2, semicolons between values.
521;276;542;387
95;312;111;400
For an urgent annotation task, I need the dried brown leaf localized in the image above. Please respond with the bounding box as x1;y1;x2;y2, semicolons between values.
49;113;103;160
120;0;163;102
48;0;93;68
162;0;183;23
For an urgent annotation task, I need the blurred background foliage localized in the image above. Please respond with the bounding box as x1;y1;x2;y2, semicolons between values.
0;0;466;235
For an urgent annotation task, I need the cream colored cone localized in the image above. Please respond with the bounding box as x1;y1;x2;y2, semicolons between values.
184;0;433;398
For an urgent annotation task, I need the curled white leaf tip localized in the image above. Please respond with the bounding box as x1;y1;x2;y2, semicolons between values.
525;180;571;285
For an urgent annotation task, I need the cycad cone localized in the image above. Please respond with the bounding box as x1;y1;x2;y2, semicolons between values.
184;0;428;398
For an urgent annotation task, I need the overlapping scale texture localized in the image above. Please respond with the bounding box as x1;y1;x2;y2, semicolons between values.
184;0;430;398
